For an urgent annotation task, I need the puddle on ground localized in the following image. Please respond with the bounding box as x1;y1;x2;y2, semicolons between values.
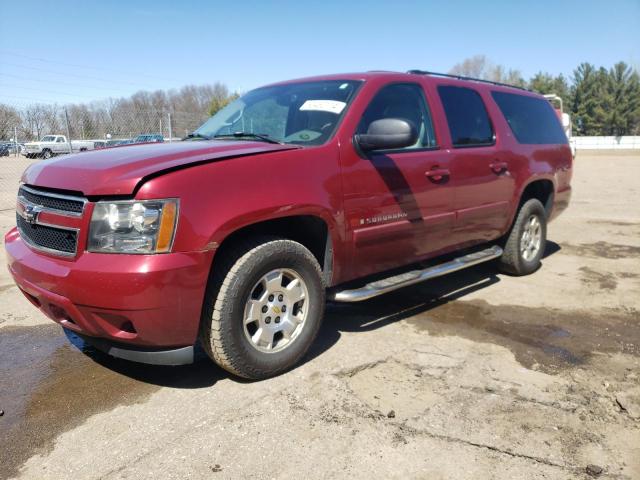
579;266;618;290
560;241;640;259
0;324;222;479
587;219;640;228
327;264;639;376
405;299;640;373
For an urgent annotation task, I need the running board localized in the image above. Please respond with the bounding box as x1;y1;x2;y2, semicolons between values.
330;246;503;302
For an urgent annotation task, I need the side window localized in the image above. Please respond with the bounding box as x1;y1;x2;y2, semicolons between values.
491;91;568;144
56;137;64;143
437;86;494;147
357;83;436;149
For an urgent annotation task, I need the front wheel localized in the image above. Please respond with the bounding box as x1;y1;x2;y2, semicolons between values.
498;198;547;276
200;237;325;379
41;149;52;159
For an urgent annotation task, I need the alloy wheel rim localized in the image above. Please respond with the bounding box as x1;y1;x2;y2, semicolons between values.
521;214;542;262
242;268;309;353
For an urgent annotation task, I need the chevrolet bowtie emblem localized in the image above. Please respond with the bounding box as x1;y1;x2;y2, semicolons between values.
23;204;43;225
272;306;281;314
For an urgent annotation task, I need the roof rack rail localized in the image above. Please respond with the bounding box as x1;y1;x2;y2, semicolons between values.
407;70;530;92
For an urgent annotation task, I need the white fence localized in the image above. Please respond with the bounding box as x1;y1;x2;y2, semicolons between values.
571;136;640;150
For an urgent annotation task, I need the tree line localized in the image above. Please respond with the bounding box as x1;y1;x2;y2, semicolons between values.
449;55;640;136
0;83;238;142
1;57;639;141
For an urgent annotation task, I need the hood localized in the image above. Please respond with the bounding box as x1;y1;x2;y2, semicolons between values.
22;140;299;196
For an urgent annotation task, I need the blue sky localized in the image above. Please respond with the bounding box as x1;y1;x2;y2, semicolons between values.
0;0;638;105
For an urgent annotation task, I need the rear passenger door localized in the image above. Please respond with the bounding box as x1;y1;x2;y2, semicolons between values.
437;85;515;245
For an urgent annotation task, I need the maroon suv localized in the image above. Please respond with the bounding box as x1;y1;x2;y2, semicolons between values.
5;71;572;379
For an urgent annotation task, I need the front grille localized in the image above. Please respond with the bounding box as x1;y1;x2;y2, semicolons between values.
18;186;85;214
17;213;77;254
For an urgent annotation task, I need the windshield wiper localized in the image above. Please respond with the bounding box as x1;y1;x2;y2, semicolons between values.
213;132;283;144
184;132;211;140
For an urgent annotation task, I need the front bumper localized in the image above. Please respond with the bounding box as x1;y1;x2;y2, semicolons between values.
5;227;214;351
75;332;195;365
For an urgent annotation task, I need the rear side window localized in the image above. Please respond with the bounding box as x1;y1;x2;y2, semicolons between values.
437;86;494;147
491;91;568;144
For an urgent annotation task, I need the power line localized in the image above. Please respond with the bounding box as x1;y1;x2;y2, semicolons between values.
0;82;104;99
0;61;145;87
0;49;185;84
0;94;69;104
0;72;139;93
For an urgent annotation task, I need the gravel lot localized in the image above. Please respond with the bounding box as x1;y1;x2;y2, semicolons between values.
1;151;639;480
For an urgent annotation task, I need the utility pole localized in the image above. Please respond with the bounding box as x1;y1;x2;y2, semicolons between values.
168;112;173;143
14;126;18;158
64;108;73;154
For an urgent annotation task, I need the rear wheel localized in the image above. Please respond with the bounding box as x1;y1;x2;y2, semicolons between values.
498;198;547;276
199;237;325;379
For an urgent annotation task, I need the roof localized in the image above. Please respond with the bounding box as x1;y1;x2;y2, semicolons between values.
264;70;538;97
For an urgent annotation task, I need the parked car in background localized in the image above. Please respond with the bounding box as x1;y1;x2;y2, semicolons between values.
0;143;10;157
7;143;25;155
0;142;24;156
105;139;132;147
6;71;572;379
23;135;105;159
134;134;164;143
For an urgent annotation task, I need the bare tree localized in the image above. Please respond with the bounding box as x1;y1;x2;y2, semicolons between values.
22;104;47;139
0;104;21;140
449;55;525;87
449;55;492;78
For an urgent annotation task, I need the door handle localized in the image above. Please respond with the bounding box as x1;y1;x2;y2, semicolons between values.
490;161;508;174
425;168;450;182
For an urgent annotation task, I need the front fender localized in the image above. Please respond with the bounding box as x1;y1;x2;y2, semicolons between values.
135;145;346;281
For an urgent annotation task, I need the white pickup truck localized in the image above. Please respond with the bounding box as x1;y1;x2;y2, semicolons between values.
24;135;106;159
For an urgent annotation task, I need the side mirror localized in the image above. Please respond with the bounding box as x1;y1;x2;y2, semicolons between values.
355;118;418;152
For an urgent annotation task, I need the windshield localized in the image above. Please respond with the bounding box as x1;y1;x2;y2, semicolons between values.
41;136;56;142
194;80;361;145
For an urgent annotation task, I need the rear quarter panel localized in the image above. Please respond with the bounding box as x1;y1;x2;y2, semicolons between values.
481;85;573;229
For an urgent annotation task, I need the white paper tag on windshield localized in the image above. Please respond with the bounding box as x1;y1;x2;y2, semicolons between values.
299;100;346;114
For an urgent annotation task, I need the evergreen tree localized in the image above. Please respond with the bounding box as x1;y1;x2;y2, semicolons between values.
603;62;640;135
570;63;608;135
529;72;570;106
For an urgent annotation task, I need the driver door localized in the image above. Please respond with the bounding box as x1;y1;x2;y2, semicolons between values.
340;82;455;279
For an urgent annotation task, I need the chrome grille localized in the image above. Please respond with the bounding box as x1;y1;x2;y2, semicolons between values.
18;186;85;215
16;186;85;256
16;214;78;255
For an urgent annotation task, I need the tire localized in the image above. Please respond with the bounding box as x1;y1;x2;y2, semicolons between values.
498;198;547;276
200;236;325;379
42;149;52;159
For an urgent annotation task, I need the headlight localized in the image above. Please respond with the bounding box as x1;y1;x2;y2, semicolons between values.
88;199;178;254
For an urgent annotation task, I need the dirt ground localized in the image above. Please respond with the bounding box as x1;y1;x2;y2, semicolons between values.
0;151;639;480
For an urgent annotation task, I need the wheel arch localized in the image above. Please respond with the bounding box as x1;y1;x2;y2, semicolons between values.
518;177;555;218
503;176;555;237
210;213;337;287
